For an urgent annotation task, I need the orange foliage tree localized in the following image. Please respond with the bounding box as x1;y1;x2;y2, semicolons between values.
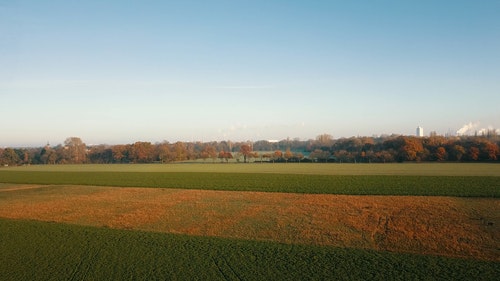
400;137;424;161
239;144;252;163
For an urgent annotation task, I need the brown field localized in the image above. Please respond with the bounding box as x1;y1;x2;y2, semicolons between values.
0;184;498;261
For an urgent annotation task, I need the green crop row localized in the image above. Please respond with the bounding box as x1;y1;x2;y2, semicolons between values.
0;171;499;197
1;218;497;281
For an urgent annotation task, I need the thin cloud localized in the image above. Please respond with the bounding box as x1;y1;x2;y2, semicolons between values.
216;85;275;90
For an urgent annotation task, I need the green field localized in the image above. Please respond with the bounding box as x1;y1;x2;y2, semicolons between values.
1;218;498;281
1;163;499;197
1;163;499;280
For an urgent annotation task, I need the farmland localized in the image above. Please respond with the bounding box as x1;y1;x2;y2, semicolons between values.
1;163;499;197
0;163;499;280
2;162;499;176
2;218;498;281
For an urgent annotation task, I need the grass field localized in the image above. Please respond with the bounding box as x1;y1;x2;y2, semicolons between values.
1;163;499;197
2;162;500;176
0;163;499;280
1;185;498;261
1;218;498;281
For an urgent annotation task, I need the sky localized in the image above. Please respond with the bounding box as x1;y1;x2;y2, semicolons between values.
1;0;499;147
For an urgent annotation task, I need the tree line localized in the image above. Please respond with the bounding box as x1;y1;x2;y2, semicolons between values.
1;133;499;166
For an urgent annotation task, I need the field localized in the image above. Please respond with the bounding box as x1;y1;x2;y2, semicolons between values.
1;163;499;280
3;162;499;176
1;163;499;197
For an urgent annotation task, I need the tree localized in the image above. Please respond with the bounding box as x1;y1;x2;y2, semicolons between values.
315;134;334;150
449;145;465;161
40;145;57;164
200;147;209;162
63;137;87;164
310;149;330;162
400;137;424;161
261;153;272;162
112;144;129;163
218;151;232;163
482;142;499;161
468;147;480;161
174;142;187;161
435;147;447;161
239;144;252;163
0;148;21;166
130;142;155;163
373;150;395;163
272;150;283;163
88;145;113;164
284;148;293;162
334;150;351;163
157;142;172;163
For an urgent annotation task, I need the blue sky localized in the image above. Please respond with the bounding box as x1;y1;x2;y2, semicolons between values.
1;0;499;146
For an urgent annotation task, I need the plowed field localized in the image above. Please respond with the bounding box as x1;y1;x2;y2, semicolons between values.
1;184;498;261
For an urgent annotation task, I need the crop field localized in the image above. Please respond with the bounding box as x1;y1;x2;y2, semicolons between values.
0;163;499;280
1;218;498;281
2;162;500;176
1;163;499;197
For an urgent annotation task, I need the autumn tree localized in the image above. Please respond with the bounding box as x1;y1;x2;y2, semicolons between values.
185;142;197;160
271;150;283;163
284;148;293;162
63;137;87;164
373;150;395;163
334;150;351;163
156;142;172;163
435;147;447;161
399;137;424;161
200;148;210;162
4;133;498;165
130;142;155;163
174;142;187;161
425;135;448;148
261;153;272;162
112;144;129;163
482;141;499;160
199;144;217;162
40;145;57;164
239;144;252;163
87;145;113;164
0;148;21;166
468;146;480;161
449;145;465;161
310;149;330;162
218;151;232;163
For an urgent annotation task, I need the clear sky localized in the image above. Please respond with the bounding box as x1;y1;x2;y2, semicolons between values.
1;0;499;147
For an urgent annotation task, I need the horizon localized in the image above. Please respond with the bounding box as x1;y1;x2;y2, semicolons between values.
2;1;499;147
2;127;499;149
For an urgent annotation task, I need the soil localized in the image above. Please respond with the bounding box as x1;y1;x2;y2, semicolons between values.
0;185;498;261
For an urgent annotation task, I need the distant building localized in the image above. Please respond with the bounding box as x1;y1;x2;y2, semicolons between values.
416;126;424;137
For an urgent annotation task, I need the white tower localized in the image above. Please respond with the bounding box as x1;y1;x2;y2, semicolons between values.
416;126;424;137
